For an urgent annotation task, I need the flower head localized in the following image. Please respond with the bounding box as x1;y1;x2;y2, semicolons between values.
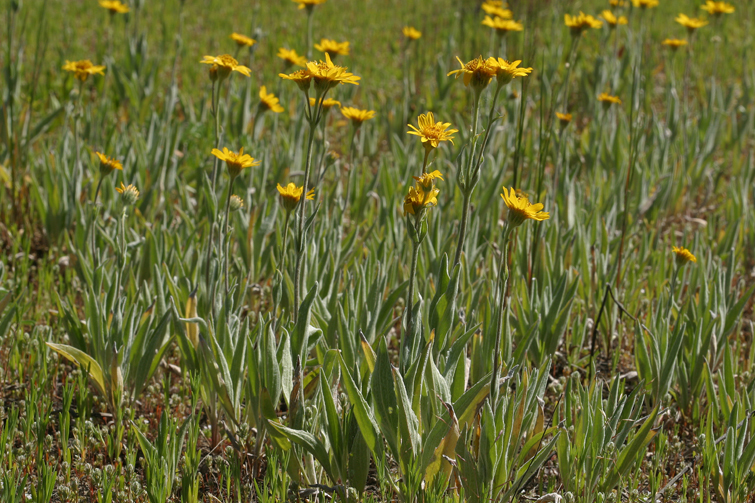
230;33;256;48
306;53;361;93
556;112;573;126
632;0;658;8
610;0;626;6
95;152;123;177
672;246;697;266
200;54;251;81
279;69;313;93
314;39;350;58
481;1;512;18
211;147;261;179
501;187;549;227
565;12;603;36
447;56;499;91
116;183;139;205
62;60;106;81
601;10;628;27
403;185;440;216
407;112;458;152
490;58;532;86
310;97;342;110
482;16;524;36
662;38;688;50
413;170;444;190
99;0;129;14
229;195;244;212
292;0;327;10
340;106;376;126
701;1;734;16
675;13;708;32
277;183;314;212
278;48;308;68
403;26;422;40
259;86;284;113
598;92;622;107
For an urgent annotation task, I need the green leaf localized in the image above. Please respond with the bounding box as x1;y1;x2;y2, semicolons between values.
47;342;107;398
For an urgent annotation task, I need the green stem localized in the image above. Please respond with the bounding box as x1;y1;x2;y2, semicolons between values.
280;211;291;273
223;177;235;295
205;80;222;308
490;226;511;407
405;229;421;350
91;175;104;266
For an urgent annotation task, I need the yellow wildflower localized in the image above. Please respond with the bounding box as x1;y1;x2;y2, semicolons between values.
662;38;688;50
278;48;308;68
565;12;603;36
610;0;626;6
95;152;123;177
115;183;139;205
672;246;697;266
340;106;376;126
259;86;284;113
230;33;256;48
413;170;444;189
407;112;458;152
229;195;244;212
279;69;313;93
62;60;106;81
598;92;622;107
309;97;342;110
306;53;361;92
292;0;327;9
200;54;251;81
482;16;524;35
601;10;628;27
314;39;350;58
481;2;512;19
490;58;532;86
277;183;314;212
675;13;708;32
99;0;129;14
404;185;440;216
632;0;658;8
403;26;422;40
701;1;734;16
556;112;573;126
500;187;549;227
211;147;261;179
447;55;499;91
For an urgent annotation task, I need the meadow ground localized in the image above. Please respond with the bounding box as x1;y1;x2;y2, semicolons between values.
1;0;755;501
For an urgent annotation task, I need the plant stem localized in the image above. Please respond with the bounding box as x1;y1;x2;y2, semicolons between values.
91;175;104;265
223;177;235;295
205;80;222;308
280;211;291;273
405;229;421;353
490;226;511;407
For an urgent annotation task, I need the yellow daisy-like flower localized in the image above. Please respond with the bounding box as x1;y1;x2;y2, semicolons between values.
200;54;251;81
662;38;688;50
601;10;628;27
556;112;573;126
403;26;422;40
211;147;261;179
632;0;658;8
490;58;533;86
413;170;444;190
230;33;256;48
447;55;499;91
598;92;622;107
277;183;315;212
314;39;350;58
701;1;734;16
62;60;106;81
279;69;313;93
500;187;549;227
564;12;603;36
259;86;284;113
309;97;342;110
306;53;361;92
340;106;376;126
115;182;139;205
407;112;459;152
610;0;626;6
277;48;308;68
672;246;697;266
481;2;512;19
675;13;708;32
95;152;123;176
292;0;327;9
403;185;440;216
99;0;129;14
482;16;524;35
